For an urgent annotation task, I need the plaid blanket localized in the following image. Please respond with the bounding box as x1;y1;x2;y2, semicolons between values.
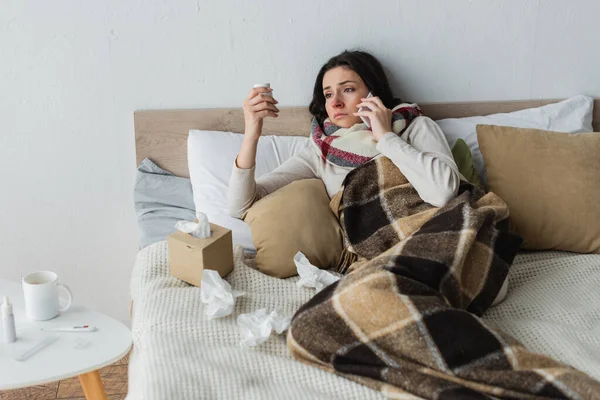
287;157;600;399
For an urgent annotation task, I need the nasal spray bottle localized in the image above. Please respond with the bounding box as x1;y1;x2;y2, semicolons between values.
2;296;17;343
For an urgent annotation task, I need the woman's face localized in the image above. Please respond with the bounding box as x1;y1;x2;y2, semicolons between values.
322;66;370;127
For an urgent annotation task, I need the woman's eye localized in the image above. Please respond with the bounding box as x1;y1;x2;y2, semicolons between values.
325;93;332;99
344;87;354;93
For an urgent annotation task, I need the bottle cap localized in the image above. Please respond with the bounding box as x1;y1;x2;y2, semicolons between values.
253;83;270;89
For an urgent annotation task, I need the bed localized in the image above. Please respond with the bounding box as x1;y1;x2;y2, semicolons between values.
128;99;600;399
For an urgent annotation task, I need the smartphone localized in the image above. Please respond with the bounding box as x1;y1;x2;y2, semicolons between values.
358;92;373;128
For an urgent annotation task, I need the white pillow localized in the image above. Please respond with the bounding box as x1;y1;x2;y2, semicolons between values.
188;130;308;251
435;95;594;184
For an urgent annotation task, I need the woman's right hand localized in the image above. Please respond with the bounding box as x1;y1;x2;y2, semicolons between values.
243;87;279;138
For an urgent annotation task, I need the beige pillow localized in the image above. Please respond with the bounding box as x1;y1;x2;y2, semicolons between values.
476;124;600;253
244;179;344;278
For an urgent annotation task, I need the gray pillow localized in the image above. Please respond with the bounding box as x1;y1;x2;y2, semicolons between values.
134;158;196;248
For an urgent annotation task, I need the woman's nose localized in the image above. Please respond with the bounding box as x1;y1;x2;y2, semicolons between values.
331;94;343;108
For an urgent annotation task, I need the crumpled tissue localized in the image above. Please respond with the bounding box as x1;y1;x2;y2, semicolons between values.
294;251;340;292
200;269;244;319
175;211;211;239
237;308;291;348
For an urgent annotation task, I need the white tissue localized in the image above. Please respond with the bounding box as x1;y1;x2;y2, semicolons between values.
237;309;291;348
294;251;340;292
175;211;211;239
200;270;244;319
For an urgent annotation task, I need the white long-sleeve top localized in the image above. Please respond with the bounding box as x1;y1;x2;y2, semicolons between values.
228;116;460;219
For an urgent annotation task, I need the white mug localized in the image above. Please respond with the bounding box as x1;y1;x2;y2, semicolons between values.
22;271;73;321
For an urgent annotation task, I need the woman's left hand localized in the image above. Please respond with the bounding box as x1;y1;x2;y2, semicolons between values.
353;96;393;142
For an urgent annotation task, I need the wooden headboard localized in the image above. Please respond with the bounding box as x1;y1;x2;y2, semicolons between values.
135;99;600;178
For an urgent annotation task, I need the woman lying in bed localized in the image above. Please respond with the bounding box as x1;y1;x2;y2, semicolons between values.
227;50;461;217
227;49;510;306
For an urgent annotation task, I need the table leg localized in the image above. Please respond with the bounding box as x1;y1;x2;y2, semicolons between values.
78;370;108;400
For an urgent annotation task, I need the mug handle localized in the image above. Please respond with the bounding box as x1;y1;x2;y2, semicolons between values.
57;283;73;312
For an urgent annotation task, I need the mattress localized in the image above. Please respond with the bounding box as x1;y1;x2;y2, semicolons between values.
127;242;600;399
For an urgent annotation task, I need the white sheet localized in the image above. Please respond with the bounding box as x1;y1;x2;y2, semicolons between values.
127;243;600;399
484;250;600;378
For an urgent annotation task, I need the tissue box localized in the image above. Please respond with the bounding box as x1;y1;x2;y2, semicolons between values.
168;223;234;287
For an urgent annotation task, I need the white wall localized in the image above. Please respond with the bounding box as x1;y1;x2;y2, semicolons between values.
1;0;599;324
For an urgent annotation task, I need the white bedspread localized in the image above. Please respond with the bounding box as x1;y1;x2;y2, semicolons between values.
127;242;600;399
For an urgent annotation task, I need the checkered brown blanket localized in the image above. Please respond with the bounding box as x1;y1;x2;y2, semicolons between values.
287;157;600;399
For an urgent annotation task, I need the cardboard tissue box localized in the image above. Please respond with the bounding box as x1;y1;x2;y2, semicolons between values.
168;222;234;287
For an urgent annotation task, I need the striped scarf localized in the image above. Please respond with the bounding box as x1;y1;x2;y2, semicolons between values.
311;103;423;169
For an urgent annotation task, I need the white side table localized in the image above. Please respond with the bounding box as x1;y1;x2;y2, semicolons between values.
0;279;132;399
